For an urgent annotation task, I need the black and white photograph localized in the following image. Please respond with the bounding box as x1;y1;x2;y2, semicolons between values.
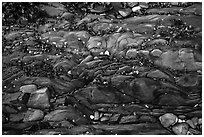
1;1;202;135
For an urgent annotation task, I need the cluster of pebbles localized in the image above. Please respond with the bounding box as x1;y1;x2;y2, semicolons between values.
2;2;202;135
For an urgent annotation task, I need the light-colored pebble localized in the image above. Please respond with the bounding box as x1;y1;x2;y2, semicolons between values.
100;116;109;122
132;6;141;12
178;119;186;123
20;84;37;93
172;123;189;135
94;111;99;121
151;49;162;57
159;113;178;128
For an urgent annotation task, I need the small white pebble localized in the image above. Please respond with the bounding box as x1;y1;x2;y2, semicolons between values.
104;50;110;56
178;119;185;123
132;6;141;12
67;71;71;75
90;115;94;119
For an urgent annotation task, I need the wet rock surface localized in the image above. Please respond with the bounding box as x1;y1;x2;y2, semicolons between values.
2;2;202;135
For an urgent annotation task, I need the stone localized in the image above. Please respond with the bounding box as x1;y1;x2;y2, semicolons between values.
156;51;185;70
100;116;109;122
27;87;50;109
126;49;138;58
151;49;162;57
94;111;100;121
159;113;178;128
132;6;142;13
172;123;189;135
118;8;132;17
23;109;44;122
20;84;37;93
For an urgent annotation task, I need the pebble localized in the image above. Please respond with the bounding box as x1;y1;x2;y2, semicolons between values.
132;6;141;13
23;109;44;122
172;123;189;135
20;84;37;93
118;8;132;17
151;49;162;57
27;87;50;109
159;113;178;128
126;48;138;58
94;111;100;121
100;116;109;122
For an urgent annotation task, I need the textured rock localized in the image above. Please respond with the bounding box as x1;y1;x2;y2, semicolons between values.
172;123;189;135
159;113;178;128
119;8;132;17
23;109;44;122
126;49;138;58
20;84;37;93
2;2;202;135
27;87;51;109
